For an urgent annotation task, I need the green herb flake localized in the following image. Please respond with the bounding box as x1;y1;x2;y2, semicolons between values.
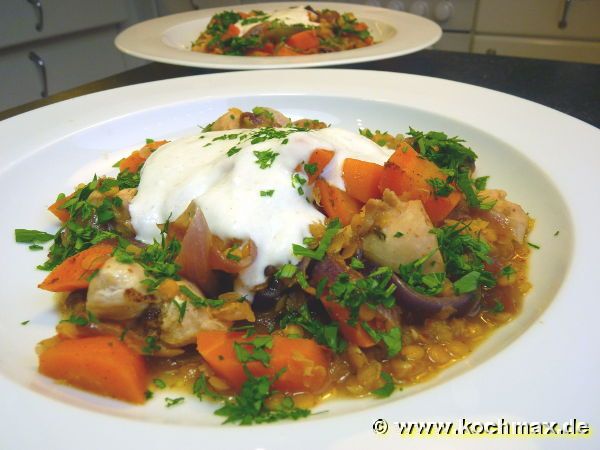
528;242;541;249
165;397;185;408
214;369;310;425
349;257;365;270
371;372;395;398
292;219;341;261
253;149;279;169
179;285;224;309
20;320;30;326
260;189;275;197
15;229;54;244
142;336;161;354
153;378;167;389
275;263;297;279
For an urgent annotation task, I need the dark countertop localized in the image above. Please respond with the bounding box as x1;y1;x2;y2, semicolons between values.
1;50;599;128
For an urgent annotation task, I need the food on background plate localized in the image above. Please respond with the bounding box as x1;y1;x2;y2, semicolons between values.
17;106;533;425
192;6;373;56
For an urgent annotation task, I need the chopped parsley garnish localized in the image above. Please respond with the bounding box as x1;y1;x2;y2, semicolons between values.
407;128;495;210
431;221;496;291
179;285;224;309
303;163;317;176
233;336;273;367
292;219;341;261
291;173;307;196
20;320;30;326
193;373;224;401
329;266;396;326
260;189;275;197
59;310;98;327
528;242;541;249
371;372;395;398
226;146;242;157
280;304;347;354
393;231;404;238
489;299;505;313
361;323;402;357
214;368;310;425
500;265;516;278
142;336;161;354
398;250;445;296
153;378;167;389
14;229;54;244
275;263;297;279
144;390;154;400
253;149;279;169
349;257;365;270
453;271;481;294
165;397;185;408
171;299;187;322
554;230;560;237
426;177;454;197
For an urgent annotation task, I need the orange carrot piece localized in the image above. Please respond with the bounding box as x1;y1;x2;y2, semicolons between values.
342;158;384;203
380;143;461;223
307;148;335;184
196;331;330;393
286;30;319;51
320;298;376;348
48;195;71;223
274;45;303;56
38;243;114;292
424;190;462;224
315;179;362;226
38;336;148;404
118;140;167;173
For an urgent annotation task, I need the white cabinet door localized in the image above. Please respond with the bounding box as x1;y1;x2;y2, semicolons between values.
472;35;600;64
476;0;600;40
0;0;128;49
0;27;127;111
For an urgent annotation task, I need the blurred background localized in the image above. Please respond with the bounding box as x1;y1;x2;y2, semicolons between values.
1;0;599;111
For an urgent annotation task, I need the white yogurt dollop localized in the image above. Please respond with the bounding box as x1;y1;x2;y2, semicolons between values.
130;127;393;288
235;6;316;36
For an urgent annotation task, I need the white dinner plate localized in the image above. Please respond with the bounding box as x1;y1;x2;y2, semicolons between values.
0;70;598;450
115;2;441;69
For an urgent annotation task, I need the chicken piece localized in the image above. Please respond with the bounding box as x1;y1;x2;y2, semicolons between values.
480;189;529;243
209;108;243;131
358;190;445;273
160;280;255;347
86;257;153;320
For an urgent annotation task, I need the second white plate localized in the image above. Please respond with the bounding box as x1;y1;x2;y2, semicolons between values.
115;2;442;69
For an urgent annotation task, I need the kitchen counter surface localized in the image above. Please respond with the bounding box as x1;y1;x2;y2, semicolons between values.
1;50;598;128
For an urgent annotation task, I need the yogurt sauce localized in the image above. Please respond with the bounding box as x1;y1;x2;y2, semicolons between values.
130;126;393;288
235;6;316;36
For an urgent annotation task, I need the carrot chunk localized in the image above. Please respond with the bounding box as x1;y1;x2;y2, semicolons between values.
286;30;320;51
315;179;362;226
38;336;148;404
48;195;71;223
342;158;384;203
38;243;114;292
302;148;334;184
118;140;168;173
380;143;461;223
197;331;330;393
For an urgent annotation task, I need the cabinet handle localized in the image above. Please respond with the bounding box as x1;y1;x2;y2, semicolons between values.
29;51;48;98
27;0;44;31
558;0;572;29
